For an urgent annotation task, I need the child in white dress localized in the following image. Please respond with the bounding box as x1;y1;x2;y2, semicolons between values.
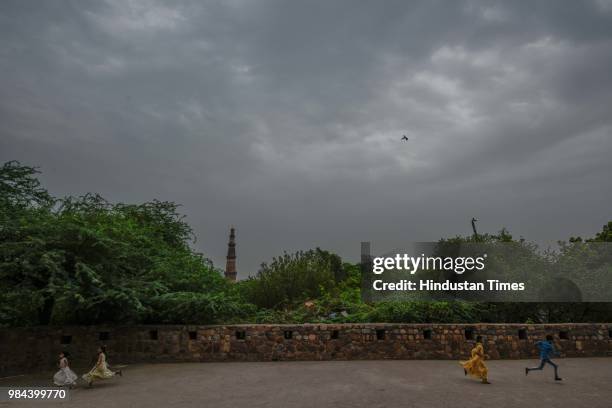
53;352;78;387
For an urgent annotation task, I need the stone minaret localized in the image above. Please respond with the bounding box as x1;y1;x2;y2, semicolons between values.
225;227;237;282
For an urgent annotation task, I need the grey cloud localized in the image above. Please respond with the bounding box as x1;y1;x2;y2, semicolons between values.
1;0;612;275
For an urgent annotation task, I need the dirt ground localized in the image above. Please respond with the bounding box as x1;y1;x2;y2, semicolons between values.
1;358;611;408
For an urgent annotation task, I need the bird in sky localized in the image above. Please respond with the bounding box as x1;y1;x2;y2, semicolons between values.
401;135;409;141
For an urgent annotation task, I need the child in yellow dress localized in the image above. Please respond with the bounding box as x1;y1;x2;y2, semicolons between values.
460;335;490;384
83;346;122;387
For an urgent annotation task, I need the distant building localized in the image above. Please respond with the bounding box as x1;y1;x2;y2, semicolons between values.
225;227;237;282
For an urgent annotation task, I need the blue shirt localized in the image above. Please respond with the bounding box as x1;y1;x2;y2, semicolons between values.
536;340;556;360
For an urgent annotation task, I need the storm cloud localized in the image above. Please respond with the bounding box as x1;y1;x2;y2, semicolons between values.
1;0;612;276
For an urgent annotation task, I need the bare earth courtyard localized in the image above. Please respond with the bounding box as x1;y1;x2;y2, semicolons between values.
1;359;611;408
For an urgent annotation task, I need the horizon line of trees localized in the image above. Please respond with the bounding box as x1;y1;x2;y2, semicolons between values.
1;160;610;327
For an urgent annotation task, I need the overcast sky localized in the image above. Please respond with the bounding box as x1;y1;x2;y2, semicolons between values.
1;1;612;277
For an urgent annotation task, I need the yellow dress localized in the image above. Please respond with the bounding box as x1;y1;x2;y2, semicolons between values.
83;353;115;383
460;342;488;381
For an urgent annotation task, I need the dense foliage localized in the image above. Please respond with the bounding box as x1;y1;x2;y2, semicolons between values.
239;248;344;309
0;161;610;327
0;161;249;326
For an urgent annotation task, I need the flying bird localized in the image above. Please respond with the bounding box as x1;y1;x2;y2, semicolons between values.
401;135;409;141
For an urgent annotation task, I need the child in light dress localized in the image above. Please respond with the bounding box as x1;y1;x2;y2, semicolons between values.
83;345;122;387
53;351;78;387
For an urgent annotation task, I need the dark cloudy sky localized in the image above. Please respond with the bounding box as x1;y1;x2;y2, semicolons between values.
2;1;612;277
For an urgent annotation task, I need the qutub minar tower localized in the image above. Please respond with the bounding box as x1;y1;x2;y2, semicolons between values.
224;227;237;282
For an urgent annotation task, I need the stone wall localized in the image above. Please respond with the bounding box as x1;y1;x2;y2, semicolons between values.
1;323;610;376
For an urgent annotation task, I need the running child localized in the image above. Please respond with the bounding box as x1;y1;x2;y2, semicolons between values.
525;334;562;381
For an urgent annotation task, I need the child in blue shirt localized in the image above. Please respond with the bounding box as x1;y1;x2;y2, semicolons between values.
525;334;562;381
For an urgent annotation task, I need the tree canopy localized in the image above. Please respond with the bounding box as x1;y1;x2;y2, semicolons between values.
1;160;609;327
0;161;248;326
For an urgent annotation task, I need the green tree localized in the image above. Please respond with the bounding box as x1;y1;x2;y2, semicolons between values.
240;248;342;309
0;161;247;326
